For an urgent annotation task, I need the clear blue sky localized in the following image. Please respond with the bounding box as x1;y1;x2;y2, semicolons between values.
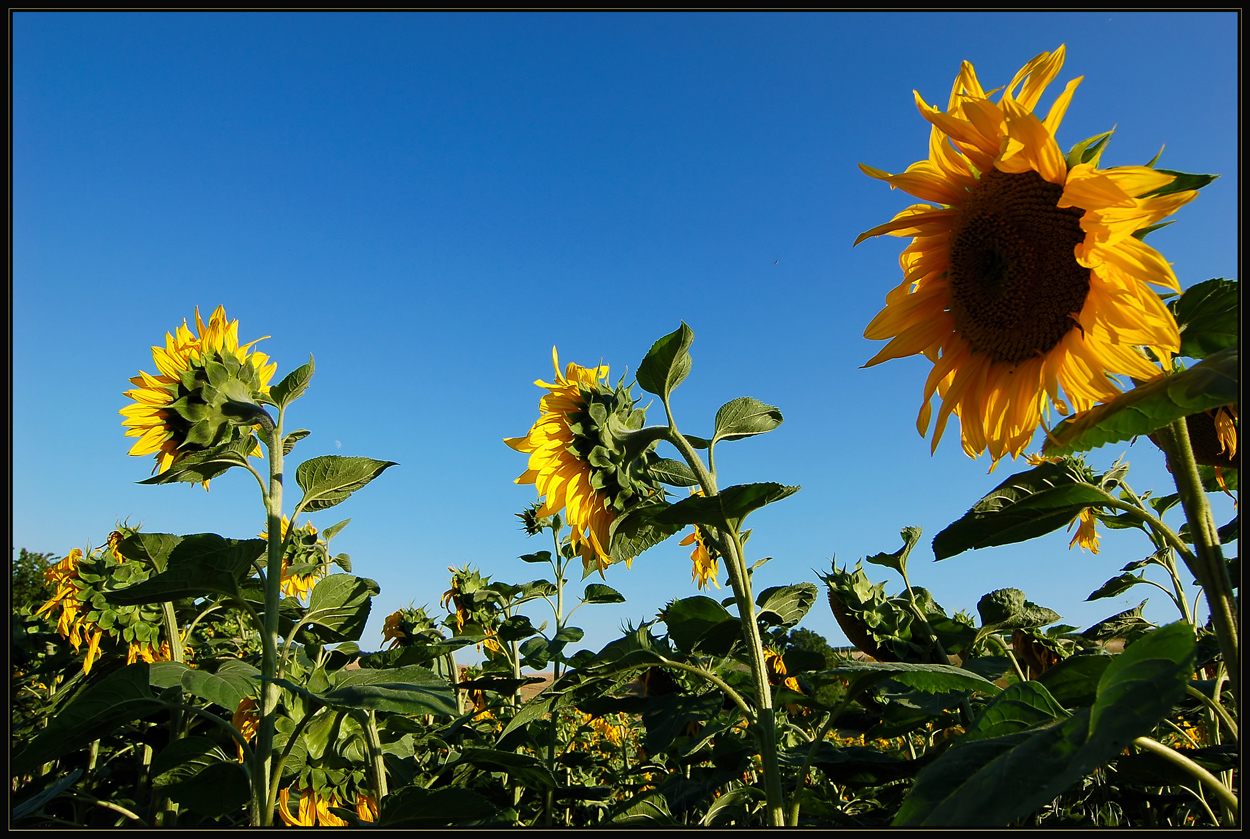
13;12;1238;660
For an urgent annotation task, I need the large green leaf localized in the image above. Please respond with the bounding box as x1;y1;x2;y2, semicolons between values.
895;622;1194;826
976;588;1061;631
294;456;397;513
932;460;1107;560
379;787;500;827
636;322;694;401
13;664;165;774
961;681;1069;742
712;396;783;443
105;534;264;605
1169;278;1239;360
1043;348;1238;456
297;574;379;645
663;596;741;656
151;736;249;818
113;532;183;573
832;661;1001;697
137;436;256;486
608;504;682;564
455;748;556;790
755;583;818;628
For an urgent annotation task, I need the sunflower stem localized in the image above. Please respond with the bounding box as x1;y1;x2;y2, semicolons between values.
663;421;785;827
254;421;285;827
1157;418;1239;714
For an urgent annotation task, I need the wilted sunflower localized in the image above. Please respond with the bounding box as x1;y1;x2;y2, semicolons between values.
121;306;276;484
679;492;721;590
505;348;664;573
1067;508;1100;554
857;46;1198;464
277;784;347;827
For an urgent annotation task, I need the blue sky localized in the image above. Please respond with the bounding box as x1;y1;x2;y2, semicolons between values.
13;12;1238;661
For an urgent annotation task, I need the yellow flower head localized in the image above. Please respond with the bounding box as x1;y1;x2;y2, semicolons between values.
763;648;802;693
1067;507;1100;554
506;348;666;575
278;784;347;827
232;697;260;762
258;517;326;600
857;46;1197;465
120;306;276;485
679;528;720;592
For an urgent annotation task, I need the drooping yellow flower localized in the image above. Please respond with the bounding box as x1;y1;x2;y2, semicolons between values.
1067;508;1100;554
679;526;720;591
1214;406;1238;459
382;610;407;649
763;648;802;693
37;549;106;673
857;46;1197;465
231;697;260;763
120;306;276;483
505;348;664;575
355;794;378;823
258;517;326;600
277;784;348;827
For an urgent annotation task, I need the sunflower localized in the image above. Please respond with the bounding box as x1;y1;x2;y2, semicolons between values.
505;348;664;574
258;517;326;600
231;697;260;762
120;306;276;484
35;550;105;673
857;46;1198;464
762;648;802;693
1067;508;1100;554
679;492;721;590
277;784;347;827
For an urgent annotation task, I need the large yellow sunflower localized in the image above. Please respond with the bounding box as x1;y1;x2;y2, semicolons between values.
121;306;276;481
857;46;1198;464
505;348;663;574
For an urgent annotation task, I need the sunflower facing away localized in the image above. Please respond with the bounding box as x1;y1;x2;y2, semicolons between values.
121;306;276;483
505;348;664;574
258;517;326;600
857;46;1198;464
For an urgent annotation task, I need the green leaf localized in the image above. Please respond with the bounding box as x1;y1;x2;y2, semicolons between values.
865;526;922;578
607;504;682;563
895;622;1193;826
282;429;311;456
974;588;1059;631
1141;168;1219;199
636;322;694;401
1043;348;1238;456
295;456;397;513
270;354;314;408
137;436;255;486
832;661;1001;697
456;748;556;790
1035;653;1113;708
652;482;799;530
1169;278;1239;360
105;534;265;604
663;596;741;656
380;787;500;827
1086;572;1144;601
933;460;1106;560
13;663;165;774
151;736;250;818
320;517;351;542
179;661;259;712
114;531;183;573
961;681;1069;742
755;583;818;628
611;791;678;826
298;574;379;645
712;396;784;443
583;583;626;604
649;458;699;488
1064;129;1114;170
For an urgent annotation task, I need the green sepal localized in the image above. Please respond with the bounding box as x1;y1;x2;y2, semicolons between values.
1141;168;1219;199
1064;129;1114;170
636;322;694;401
1043;347;1238;456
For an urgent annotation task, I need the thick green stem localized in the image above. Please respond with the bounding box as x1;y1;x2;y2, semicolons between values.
1158;419;1239;711
1134;736;1238;813
255;418;284;826
664;422;785;827
362;711;389;805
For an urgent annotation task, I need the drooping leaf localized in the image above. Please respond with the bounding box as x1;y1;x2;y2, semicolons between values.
636;322;694;401
294;456;397;513
282;428;311;455
105;534;264;605
1169;278;1239;359
652;482;799;530
608;504;683;564
113;532;182;573
14;664;165;774
1086;572;1145;602
1034;653;1113;709
379;787;500;827
583;583;626;604
1043;348;1238;456
833;661;1001;697
712;397;784;443
611;791;678;826
649;457;700;488
933;460;1106;560
151;736;250;818
755;583;818;628
976;588;1061;631
137;436;256;486
961;681;1069;742
456;748;556;790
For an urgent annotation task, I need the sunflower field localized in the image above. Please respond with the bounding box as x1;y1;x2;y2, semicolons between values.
11;45;1238;828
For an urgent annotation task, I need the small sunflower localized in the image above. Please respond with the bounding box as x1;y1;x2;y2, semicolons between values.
277;784;347;827
679;492;721;590
505;347;664;573
857;46;1198;464
121;306;276;484
258;517;327;600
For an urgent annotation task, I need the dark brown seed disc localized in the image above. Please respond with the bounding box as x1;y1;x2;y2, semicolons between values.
947;169;1090;364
